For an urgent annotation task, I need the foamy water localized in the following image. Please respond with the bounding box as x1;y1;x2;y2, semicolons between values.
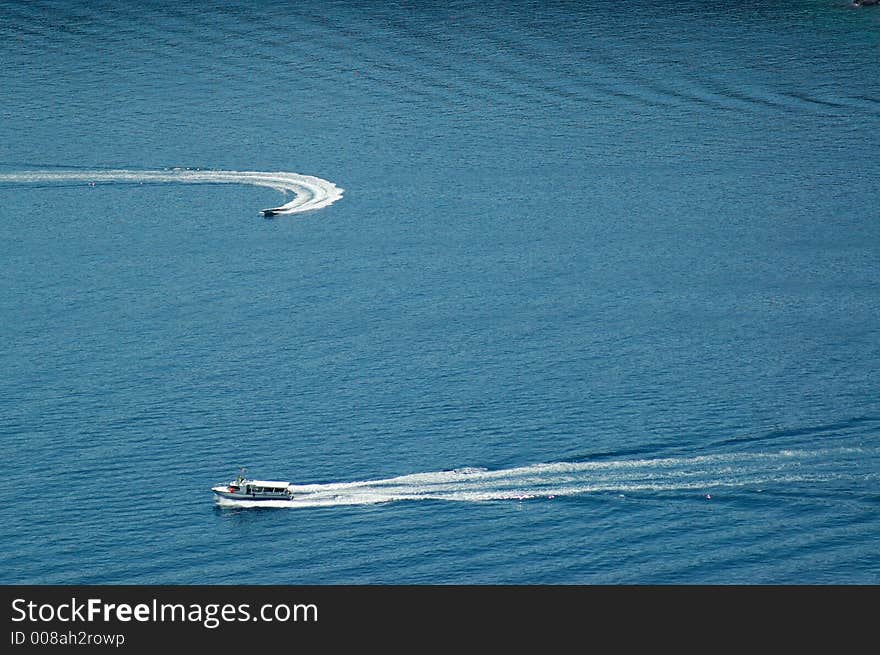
213;448;868;508
0;169;344;215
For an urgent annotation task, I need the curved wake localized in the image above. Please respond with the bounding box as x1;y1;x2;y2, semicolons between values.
0;168;344;215
214;447;875;509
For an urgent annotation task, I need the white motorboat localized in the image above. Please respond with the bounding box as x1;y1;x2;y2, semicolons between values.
212;469;293;501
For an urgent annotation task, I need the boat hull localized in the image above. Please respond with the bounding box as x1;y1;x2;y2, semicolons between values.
212;486;292;501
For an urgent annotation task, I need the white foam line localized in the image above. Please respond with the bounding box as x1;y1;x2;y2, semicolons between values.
217;448;864;509
0;168;344;215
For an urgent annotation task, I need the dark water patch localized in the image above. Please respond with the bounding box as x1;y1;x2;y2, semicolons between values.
711;416;880;449
780;90;851;110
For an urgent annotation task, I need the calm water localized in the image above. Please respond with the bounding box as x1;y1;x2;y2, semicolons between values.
1;0;878;584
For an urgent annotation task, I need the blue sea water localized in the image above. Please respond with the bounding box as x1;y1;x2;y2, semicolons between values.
0;0;878;584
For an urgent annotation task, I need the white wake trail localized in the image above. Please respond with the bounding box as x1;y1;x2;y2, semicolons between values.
0;168;344;215
214;447;872;509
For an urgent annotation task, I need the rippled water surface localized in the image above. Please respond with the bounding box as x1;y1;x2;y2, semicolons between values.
1;0;878;584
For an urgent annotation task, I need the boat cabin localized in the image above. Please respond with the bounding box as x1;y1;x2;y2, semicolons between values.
230;479;291;497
